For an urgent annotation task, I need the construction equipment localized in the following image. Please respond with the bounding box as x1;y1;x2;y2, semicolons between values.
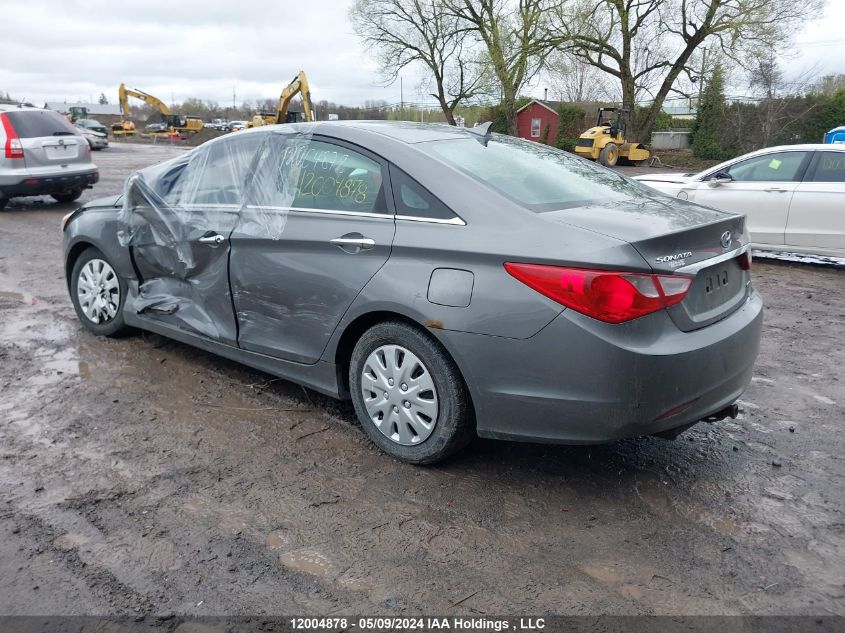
247;71;314;129
574;107;650;167
114;83;203;137
67;106;88;122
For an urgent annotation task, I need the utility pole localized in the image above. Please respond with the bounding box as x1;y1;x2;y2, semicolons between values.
232;86;236;111
400;76;404;121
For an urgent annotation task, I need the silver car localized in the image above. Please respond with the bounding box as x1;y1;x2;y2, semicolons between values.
0;104;99;209
76;125;109;151
62;122;762;464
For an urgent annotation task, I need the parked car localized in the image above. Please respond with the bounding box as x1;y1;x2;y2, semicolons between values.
62;122;762;463
74;118;109;136
634;144;845;257
227;120;247;132
144;122;167;132
1;104;99;209
76;126;109;150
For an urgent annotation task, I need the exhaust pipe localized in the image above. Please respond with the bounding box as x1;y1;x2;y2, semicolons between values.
702;402;739;423
654;402;739;440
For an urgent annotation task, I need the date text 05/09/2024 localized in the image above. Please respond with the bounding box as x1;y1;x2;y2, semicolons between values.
289;617;546;631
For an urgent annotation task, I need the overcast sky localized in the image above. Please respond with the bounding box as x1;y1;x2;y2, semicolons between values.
2;0;844;109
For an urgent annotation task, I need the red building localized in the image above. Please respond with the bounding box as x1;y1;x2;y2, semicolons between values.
516;100;563;143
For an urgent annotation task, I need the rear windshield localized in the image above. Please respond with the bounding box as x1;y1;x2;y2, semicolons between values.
4;109;78;138
422;135;653;212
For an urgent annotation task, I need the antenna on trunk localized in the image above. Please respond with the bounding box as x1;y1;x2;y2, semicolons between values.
468;121;493;145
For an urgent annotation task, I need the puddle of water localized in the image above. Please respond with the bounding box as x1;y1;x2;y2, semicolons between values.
266;531;290;550
279;549;333;577
0;289;36;304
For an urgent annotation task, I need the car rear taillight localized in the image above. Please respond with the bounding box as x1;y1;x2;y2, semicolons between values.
738;250;752;270
1;113;24;159
504;263;693;324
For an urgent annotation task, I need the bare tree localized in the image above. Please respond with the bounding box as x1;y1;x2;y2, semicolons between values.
546;52;617;102
351;0;487;125
747;53;820;147
813;73;845;96
446;0;561;135
554;0;826;141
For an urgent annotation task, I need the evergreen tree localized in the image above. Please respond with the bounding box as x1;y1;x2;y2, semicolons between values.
692;66;731;160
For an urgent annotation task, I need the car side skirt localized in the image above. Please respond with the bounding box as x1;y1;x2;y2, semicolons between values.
123;311;342;399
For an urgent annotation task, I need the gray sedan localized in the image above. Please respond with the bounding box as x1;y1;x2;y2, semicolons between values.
61;121;763;464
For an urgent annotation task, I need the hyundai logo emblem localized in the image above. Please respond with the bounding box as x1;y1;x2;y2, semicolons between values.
720;231;732;249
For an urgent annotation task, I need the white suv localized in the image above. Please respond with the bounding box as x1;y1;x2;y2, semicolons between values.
0;104;99;209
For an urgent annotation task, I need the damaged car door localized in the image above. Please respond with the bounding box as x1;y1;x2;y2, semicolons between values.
124;134;262;344
229;133;396;363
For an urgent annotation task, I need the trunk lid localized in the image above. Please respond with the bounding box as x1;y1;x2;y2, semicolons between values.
540;197;750;331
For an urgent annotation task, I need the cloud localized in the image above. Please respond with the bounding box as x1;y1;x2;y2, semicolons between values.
2;0;393;106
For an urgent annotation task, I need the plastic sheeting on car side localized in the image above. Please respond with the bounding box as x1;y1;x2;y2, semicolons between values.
115;128;306;342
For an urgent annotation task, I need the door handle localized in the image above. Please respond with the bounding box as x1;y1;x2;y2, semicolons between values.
330;237;375;250
198;233;225;245
764;187;788;193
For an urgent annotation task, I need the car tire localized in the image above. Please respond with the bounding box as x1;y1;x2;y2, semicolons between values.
599;143;619;167
69;247;130;337
52;189;83;204
0;196;8;210
349;321;474;465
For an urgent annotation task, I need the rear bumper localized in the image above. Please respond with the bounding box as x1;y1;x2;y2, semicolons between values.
438;289;764;443
0;170;98;197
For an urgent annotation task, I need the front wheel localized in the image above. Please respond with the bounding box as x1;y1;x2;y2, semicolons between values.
599;143;619;167
69;247;129;337
52;189;83;203
349;321;474;464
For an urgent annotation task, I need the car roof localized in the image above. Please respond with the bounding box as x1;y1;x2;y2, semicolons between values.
744;144;845;153
279;120;485;144
0;103;47;113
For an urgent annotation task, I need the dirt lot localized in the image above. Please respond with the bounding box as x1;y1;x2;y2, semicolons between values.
0;144;843;618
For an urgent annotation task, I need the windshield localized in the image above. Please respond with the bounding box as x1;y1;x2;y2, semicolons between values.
422;134;655;212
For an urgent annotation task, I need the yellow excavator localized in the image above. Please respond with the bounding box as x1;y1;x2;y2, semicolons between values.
114;83;203;137
574;107;650;167
247;71;315;129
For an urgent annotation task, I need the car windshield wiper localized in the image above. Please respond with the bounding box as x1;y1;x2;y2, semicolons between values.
53;131;75;136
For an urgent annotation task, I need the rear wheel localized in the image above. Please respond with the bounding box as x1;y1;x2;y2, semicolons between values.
349;321;474;464
70;247;129;337
0;196;7;210
599;143;619;167
52;189;83;203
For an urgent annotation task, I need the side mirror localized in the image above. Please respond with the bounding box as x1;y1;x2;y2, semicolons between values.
708;171;733;186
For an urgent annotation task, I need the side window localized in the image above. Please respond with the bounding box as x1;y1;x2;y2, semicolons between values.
160;134;262;207
726;152;808;183
249;136;388;214
531;118;541;138
389;165;457;221
809;152;845;183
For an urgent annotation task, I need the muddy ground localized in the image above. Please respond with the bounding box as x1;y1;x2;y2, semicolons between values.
0;144;843;617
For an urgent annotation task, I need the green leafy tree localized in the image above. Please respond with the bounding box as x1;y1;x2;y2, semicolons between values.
487;96;532;133
802;89;845;142
554;102;585;151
